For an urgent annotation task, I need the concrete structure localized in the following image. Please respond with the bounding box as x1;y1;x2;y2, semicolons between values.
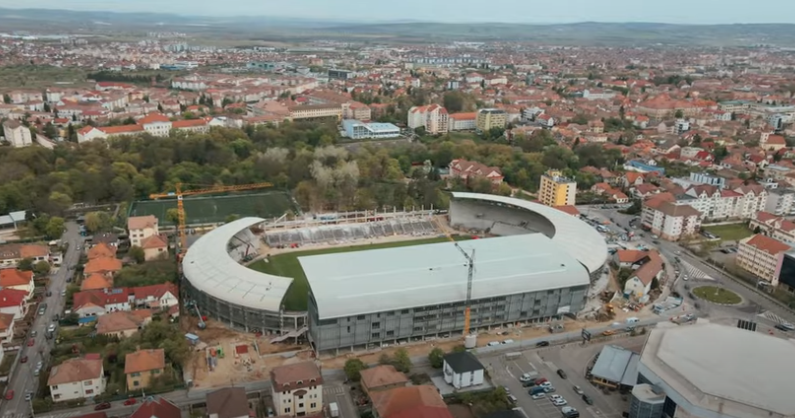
270;362;323;417
749;212;795;244
590;345;640;389
688;172;726;189
128;215;159;248
328;69;355;80
636;320;795;418
775;251;795;294
736;234;791;286
449;112;477;131
407;104;449;134
765;188;795;216
443;351;485;389
182;218;301;334
628;384;666;418
48;358;106;402
302;234;592;354
476;108;507;133
341;120;400;140
2;120;33;147
539;170;577;207
641;195;702;241
124;349;166;390
289;104;342;121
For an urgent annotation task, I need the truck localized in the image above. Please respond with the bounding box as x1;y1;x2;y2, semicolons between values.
328;402;339;418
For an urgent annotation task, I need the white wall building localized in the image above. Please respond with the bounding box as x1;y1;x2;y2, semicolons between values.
737;234;791;286
641;198;702;241
443;352;485;389
407;104;449;134
2;120;33;147
765;188;795;216
48;358;106;402
270;362;323;417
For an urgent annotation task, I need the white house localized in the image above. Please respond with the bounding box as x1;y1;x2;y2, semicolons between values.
270;362;323;417
48;357;106;402
0;289;28;320
0;269;35;300
2;120;33;147
443;351;485;389
133;283;179;310
0;313;15;344
128;215;159;248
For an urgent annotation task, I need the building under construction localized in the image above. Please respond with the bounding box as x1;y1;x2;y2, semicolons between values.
300;234;590;354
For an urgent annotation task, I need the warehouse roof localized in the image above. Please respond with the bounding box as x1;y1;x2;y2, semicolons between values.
300;234;590;319
590;345;639;386
450;192;608;273
639;321;795;417
182;217;292;312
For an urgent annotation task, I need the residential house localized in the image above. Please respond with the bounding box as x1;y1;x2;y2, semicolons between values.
96;310;152;338
620;251;663;299
0;269;34;300
764;135;788;152
140;234;168;261
737;234;791;286
0;289;28;320
48;357;106;402
641;194;702;241
270;361;323;417
133;283;179;310
81;273;113;291
128;216;159;248
130;398;181;418
84;257;122;277
448;159;504;186
554;205;580;217
623;172;645;189
206;387;250;418
443;351;485;389
749;212;795;245
0;243;50;268
73;288;132;324
370;386;453;418
87;243;117;260
764;188;795;216
0;313;16;343
93;232;120;248
2;120;33;147
407;104;449;134
360;365;408;396
125;349;166;390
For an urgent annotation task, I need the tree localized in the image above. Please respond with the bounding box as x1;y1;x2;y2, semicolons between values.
674;109;684;118
343;358;367;382
2;94;10;104
33;260;51;276
18;258;34;271
651;277;660;291
165;208;180;225
45;216;65;239
428;347;444;369
393;348;412;373
754;226;762;234
129;246;146;264
84;211;113;233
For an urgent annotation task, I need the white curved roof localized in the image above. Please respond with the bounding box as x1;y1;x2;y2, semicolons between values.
182;217;293;312
451;192;608;273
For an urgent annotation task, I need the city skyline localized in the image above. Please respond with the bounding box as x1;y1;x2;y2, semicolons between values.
2;0;795;24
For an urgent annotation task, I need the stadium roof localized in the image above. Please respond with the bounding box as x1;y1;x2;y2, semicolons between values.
182;217;293;313
590;345;639;386
451;192;608;273
299;234;590;320
639;321;795;417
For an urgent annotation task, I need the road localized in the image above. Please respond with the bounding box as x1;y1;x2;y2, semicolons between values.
2;222;83;418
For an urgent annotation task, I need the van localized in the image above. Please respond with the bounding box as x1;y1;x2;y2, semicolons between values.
626;317;639;324
507;394;518;404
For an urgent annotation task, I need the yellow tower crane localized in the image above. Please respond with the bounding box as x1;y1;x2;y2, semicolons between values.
432;216;476;336
149;182;273;259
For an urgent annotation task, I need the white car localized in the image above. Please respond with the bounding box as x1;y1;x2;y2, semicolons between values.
531;393;546;400
573;385;584;395
552;398;568;406
549;394;563;401
561;407;577;414
519;373;534;382
540;381;553;388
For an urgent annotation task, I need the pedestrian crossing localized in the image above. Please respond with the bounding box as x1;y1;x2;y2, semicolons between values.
761;310;785;324
5;411;85;418
679;260;714;281
323;384;346;396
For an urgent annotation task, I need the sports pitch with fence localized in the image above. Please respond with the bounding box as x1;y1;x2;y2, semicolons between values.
128;191;297;226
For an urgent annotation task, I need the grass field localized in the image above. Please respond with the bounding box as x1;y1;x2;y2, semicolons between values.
0;65;89;90
703;223;753;242
128;191;297;226
692;286;742;305
249;235;473;311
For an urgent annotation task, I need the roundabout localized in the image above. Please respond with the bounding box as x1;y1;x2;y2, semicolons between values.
692;286;742;305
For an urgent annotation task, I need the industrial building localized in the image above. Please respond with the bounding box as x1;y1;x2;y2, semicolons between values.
634;320;795;418
341;120;401;140
301;234;591;354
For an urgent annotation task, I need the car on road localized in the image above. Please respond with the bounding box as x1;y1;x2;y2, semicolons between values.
31;330;37;337
531;393;546;400
61;290;67;296
557;369;567;379
507;394;518;404
27;338;34;347
552;398;568;406
94;402;111;411
582;394;594;405
36;361;42;369
20;356;27;363
25;392;32;401
775;323;794;332
47;324;56;333
602;329;616;336
536;341;550;347
5;390;13;400
123;398;137;406
573;385;584;395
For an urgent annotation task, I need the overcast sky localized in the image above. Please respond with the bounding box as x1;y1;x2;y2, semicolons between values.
2;0;795;24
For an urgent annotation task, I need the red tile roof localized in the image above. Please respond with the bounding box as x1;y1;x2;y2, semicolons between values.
0;288;28;307
370;386;452;418
744;234;791;255
130;398;181;418
133;283;177;301
125;349;166;374
73;288;130;310
0;269;32;287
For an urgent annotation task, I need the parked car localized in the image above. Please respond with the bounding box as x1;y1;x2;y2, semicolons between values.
20;356;27;363
519;373;534;382
543;386;556;393
557;369;568;379
27;338;34;347
25;392;33;401
123;398;137;406
47;324;56;333
573;385;584;395
536;341;550;347
94;403;111;411
552;398;568;406
582;394;594;405
531;393;546;400
5;390;13;400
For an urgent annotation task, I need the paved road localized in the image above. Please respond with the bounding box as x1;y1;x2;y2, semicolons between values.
2;222;83;418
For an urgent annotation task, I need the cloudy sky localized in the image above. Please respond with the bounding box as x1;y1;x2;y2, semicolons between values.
2;0;795;24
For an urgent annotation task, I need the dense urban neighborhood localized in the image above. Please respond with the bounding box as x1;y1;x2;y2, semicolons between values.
1;7;795;418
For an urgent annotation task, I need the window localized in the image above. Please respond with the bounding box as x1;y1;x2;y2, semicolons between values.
357;315;365;320
372;332;380;339
285;407;291;413
133;381;140;387
311;403;317;408
347;326;351;333
296;380;303;385
299;403;304;408
131;372;141;377
85;389;94;395
52;385;58;390
386;330;394;337
372;322;380;329
299;395;304;400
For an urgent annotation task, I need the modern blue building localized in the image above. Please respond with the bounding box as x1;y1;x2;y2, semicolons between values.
341;120;400;140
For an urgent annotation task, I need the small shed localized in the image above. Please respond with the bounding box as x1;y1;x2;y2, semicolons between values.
185;333;200;345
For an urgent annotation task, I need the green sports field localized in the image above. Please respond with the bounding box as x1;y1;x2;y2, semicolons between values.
249;235;473;311
128;191;297;226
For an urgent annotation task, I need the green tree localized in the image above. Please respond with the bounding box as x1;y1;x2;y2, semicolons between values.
18;258;34;271
45;216;65;239
428;347;444;369
343;358;367;382
674;109;684;118
33;260;51;276
2;94;10;104
165;208;180;225
129;246;146;264
48;192;73;214
393;348;412;373
84;211;113;233
42;122;57;138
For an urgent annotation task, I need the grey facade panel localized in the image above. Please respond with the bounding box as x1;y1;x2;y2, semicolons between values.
309;284;587;352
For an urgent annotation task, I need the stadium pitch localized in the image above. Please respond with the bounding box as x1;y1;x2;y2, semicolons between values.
249;235;472;311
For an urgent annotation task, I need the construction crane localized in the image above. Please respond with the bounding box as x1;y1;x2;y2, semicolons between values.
148;182;273;258
454;243;476;336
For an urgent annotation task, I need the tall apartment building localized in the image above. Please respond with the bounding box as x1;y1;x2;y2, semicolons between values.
737;234;791;286
407;104;449;134
765;188;795;216
270;362;323;417
538;170;577;207
641;194;702;241
476;108;507;133
2;120;33;148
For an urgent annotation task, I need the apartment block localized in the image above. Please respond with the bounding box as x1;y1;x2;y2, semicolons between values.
539;170;576;207
270;362;323;417
2;120;33;147
765;188;795;216
641;195;702;241
737;234;791;286
407;104;449;134
475;108;507;133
